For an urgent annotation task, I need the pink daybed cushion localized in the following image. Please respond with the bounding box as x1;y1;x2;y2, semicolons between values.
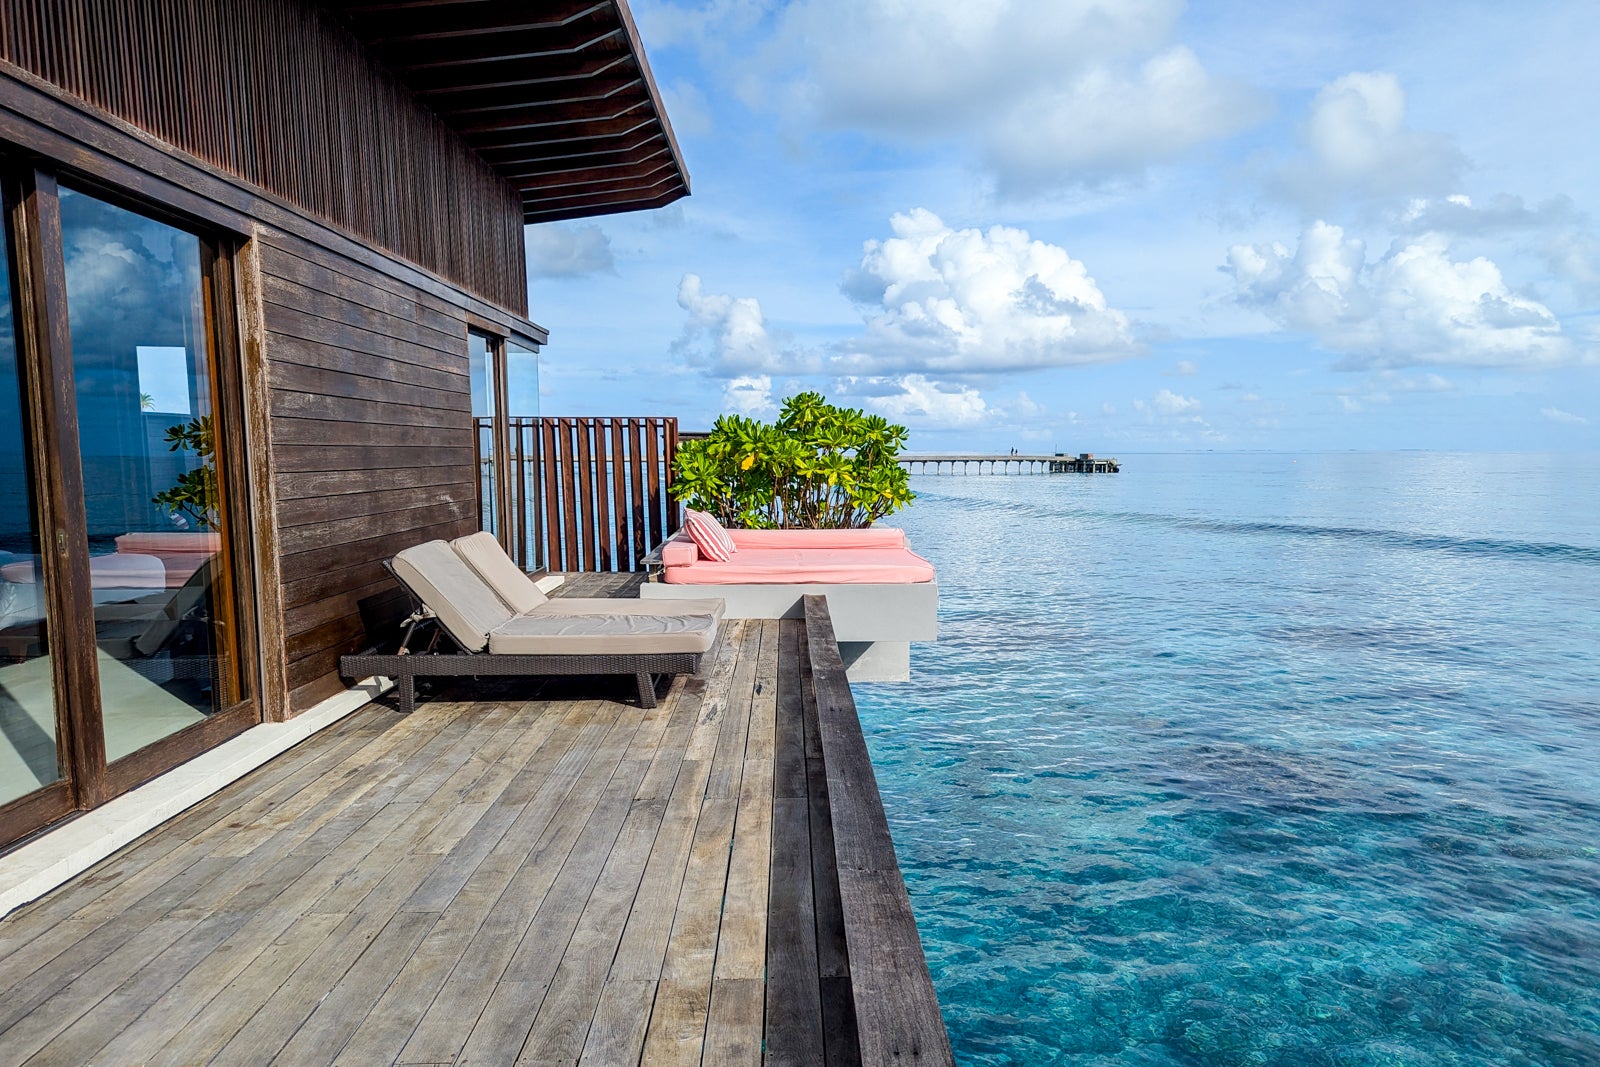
114;533;222;554
114;532;221;588
662;545;935;585
726;528;906;550
661;538;701;567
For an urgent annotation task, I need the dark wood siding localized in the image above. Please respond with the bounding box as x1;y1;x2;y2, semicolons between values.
260;229;477;710
0;23;543;718
0;0;527;312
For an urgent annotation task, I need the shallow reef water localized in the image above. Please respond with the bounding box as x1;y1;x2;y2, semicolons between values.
852;452;1600;1067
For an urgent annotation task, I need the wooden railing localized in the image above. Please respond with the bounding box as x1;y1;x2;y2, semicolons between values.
803;595;956;1065
479;416;680;573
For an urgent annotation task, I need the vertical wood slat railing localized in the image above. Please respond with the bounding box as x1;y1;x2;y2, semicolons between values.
479;416;680;573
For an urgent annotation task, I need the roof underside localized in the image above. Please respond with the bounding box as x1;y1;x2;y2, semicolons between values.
322;0;689;225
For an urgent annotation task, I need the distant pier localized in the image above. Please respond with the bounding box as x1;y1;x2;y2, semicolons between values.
900;452;1120;475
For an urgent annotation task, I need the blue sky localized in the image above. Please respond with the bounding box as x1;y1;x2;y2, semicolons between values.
522;0;1600;452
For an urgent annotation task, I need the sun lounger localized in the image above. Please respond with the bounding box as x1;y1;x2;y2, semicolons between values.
340;535;724;711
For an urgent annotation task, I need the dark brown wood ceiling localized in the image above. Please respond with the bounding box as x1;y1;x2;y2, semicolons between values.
321;0;690;224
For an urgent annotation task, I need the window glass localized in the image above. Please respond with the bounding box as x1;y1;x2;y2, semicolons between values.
59;187;240;761
504;339;538;418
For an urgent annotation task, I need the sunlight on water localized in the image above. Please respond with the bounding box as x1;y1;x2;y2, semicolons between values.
853;452;1600;1067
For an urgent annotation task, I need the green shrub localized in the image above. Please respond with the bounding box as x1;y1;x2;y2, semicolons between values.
151;416;219;530
670;392;915;529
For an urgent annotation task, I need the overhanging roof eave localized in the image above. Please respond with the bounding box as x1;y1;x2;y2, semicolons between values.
322;0;690;223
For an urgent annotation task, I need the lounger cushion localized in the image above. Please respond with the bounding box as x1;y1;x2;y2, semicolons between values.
534;597;726;626
487;612;719;655
392;540;513;652
451;531;548;614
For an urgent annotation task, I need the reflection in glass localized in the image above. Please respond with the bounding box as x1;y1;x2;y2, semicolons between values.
59;187;239;762
470;331;499;536
0;221;61;806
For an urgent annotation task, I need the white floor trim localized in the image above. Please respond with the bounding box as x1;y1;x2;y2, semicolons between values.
0;677;391;918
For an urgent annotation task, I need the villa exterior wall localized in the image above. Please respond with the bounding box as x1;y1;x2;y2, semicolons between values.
259;228;480;710
0;30;539;722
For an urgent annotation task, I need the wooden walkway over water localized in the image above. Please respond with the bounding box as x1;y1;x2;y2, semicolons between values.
0;575;950;1066
900;453;1119;474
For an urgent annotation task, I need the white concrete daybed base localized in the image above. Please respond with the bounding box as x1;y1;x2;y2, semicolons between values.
639;580;937;682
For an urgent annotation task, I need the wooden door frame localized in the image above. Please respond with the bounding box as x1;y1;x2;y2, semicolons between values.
9;165;106;813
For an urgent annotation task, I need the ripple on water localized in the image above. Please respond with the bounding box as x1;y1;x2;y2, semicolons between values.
855;454;1600;1066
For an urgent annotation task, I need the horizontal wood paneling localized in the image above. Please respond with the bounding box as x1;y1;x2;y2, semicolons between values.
267;336;467;394
263;276;467;353
275;481;476;529
276;466;470;502
0;0;527;310
279;499;474;557
263;304;469;376
269;390;470;429
275;444;475;474
270;418;472;449
260;235;478;711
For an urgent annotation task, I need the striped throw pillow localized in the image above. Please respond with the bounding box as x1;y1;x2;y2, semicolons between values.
683;508;737;562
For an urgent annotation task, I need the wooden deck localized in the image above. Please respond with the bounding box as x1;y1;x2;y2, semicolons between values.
0;575;950;1066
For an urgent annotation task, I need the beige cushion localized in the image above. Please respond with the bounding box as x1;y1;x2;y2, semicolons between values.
450;531;548;614
392;540;513;652
487;612;719;656
533;597;725;627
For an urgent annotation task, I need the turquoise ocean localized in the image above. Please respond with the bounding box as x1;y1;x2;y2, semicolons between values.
852;452;1600;1067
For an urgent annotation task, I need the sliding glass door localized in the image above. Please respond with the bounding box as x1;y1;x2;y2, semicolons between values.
58;187;245;762
0;167;256;848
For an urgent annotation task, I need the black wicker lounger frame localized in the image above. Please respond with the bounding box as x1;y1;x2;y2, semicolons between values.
339;564;709;713
340;646;701;713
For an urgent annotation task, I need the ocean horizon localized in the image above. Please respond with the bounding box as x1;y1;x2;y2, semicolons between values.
855;450;1600;1066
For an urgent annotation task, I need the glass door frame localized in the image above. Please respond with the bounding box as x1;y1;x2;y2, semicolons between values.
470;327;512;554
0;159;261;850
469;325;543;573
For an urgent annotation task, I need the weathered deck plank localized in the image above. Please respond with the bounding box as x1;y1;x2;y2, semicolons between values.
0;576;951;1066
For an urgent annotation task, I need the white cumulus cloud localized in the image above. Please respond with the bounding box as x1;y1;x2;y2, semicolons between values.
723;375;777;415
841;374;993;428
1540;406;1588;425
1226;222;1576;370
524;223;615;277
766;0;1259;191
1151;388;1200;415
1271;72;1464;212
783;0;1178;132
835;209;1138;374
673;273;815;377
1401;194;1600;297
985;46;1266;192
